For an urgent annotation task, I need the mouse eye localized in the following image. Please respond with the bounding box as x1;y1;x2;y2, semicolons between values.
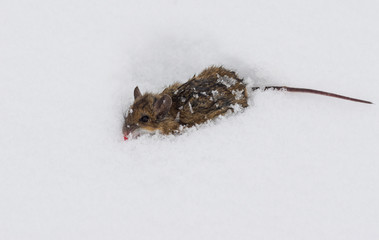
140;115;149;123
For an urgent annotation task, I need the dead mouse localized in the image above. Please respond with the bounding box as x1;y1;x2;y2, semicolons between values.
122;66;372;139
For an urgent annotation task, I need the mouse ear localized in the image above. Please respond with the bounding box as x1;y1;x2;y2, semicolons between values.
153;94;172;119
134;86;142;100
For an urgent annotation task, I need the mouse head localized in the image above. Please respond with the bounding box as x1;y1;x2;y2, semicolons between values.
123;86;174;138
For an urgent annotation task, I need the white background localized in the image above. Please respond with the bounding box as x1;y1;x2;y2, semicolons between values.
1;0;378;239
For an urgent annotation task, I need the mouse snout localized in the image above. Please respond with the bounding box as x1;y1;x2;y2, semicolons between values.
123;124;139;140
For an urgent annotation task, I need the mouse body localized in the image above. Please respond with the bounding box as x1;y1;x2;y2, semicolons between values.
123;66;248;137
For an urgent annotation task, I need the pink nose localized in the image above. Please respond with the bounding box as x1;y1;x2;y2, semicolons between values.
123;132;129;141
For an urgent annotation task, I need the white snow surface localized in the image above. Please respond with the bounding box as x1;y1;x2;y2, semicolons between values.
1;0;379;239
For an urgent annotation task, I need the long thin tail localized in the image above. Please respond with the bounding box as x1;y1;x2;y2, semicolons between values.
252;86;372;104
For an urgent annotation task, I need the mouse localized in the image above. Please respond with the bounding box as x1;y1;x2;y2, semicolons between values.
122;66;372;139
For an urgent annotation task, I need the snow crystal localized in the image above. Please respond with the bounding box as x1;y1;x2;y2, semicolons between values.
231;103;243;113
217;75;237;87
232;89;244;100
188;102;194;113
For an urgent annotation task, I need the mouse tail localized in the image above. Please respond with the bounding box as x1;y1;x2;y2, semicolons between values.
252;86;373;104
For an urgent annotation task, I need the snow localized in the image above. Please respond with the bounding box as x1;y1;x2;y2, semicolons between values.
1;0;379;239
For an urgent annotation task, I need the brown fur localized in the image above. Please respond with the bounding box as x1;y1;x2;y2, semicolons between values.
123;66;248;136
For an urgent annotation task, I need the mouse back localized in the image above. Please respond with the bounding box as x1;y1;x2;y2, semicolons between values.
167;66;248;126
